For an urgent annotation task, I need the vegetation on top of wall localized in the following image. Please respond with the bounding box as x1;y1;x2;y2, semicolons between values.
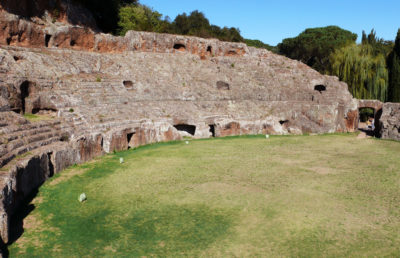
73;0;137;33
118;6;244;42
244;39;278;53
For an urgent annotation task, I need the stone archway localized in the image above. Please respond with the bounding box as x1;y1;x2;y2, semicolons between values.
357;99;384;137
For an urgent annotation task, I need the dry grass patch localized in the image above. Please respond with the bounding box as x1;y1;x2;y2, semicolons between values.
8;134;400;257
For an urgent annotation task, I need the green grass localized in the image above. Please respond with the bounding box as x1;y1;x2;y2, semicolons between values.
23;113;54;122
9;134;400;257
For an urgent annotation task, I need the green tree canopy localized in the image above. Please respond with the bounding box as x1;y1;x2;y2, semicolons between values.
118;4;169;35
330;43;388;101
170;11;243;42
388;29;400;102
74;0;137;33
278;26;357;73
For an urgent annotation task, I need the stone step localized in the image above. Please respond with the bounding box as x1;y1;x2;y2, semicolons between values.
4;124;60;142
0;136;62;168
1;129;61;157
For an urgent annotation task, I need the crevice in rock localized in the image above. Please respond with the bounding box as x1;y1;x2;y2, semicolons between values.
174;124;196;136
6;37;11;45
207;46;212;54
279;120;289;125
47;152;54;178
70;39;76;47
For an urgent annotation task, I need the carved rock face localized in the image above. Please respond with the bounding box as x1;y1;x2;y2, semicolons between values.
0;3;362;245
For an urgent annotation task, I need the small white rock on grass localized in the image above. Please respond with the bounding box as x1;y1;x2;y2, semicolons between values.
78;193;87;203
120;157;124;164
265;134;270;139
185;141;189;144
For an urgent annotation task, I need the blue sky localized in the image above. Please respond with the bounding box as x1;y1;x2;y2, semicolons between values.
139;0;400;45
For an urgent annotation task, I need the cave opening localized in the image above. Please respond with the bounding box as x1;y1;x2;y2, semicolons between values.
209;124;215;137
45;34;51;47
20;81;30;114
70;39;76;47
174;124;196;136
279;120;289;125
314;85;326;93
127;132;135;149
207;46;212;54
173;43;186;51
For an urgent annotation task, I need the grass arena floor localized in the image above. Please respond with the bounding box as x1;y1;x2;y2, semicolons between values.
9;134;400;257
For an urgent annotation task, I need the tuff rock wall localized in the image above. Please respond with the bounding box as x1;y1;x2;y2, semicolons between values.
0;0;367;247
379;103;400;141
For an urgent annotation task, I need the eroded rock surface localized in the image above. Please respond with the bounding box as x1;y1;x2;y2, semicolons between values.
379;103;400;141
0;0;367;246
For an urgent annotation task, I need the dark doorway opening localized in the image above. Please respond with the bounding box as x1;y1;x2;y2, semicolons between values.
6;37;11;45
207;46;212;54
70;39;76;47
209;124;215;137
45;34;51;47
358;107;376;137
173;43;186;51
174;124;196;136
314;85;326;93
20;81;30;114
127;132;135;149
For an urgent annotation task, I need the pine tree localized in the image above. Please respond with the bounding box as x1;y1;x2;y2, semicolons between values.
388;29;400;102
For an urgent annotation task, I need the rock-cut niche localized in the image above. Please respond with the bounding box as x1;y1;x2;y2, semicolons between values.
174;124;196;136
19;80;31;114
314;85;326;93
173;43;186;51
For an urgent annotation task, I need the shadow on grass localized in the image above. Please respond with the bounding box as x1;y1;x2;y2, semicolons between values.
1;189;39;257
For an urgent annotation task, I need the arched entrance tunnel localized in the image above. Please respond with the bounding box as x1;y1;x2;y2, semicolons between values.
357;100;384;138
